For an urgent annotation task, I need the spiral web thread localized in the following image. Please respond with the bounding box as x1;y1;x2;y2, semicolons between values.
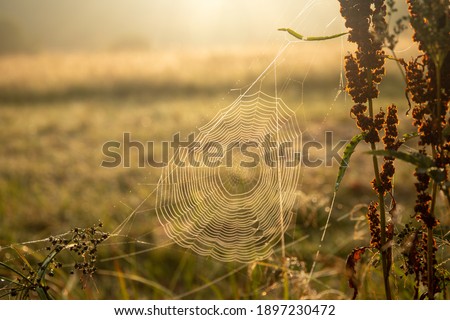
156;90;302;263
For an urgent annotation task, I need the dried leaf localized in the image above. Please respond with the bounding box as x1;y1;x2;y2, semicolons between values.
346;246;368;300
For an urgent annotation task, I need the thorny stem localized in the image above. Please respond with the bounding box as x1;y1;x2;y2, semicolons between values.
367;71;392;300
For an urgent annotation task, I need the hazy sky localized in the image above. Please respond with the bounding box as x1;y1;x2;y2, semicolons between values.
0;0;349;50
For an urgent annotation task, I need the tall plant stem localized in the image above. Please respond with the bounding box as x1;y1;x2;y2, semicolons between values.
427;183;437;299
427;60;442;300
367;72;392;300
283;263;290;300
369;141;392;300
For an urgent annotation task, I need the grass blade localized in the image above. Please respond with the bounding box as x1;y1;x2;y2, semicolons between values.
0;261;31;284
335;133;366;192
96;270;174;298
367;149;434;169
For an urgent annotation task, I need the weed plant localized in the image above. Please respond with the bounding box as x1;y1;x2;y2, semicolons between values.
337;0;449;299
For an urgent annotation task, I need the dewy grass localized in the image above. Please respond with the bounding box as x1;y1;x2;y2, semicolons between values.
1;1;448;300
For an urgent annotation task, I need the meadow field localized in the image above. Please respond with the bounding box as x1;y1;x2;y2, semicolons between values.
0;42;448;299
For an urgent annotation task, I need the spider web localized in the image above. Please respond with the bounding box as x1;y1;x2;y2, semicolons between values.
156;91;303;262
103;32;344;267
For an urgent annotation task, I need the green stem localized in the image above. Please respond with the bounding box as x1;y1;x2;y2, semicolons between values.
35;247;61;300
283;267;290;300
367;72;392;300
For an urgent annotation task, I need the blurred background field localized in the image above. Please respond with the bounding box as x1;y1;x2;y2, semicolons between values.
1;0;447;299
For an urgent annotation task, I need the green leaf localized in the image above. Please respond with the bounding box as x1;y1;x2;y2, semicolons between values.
36;286;53;300
428;167;446;183
335;133;366;192
278;28;348;41
442;125;450;138
368;149;434;169
400;132;419;142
